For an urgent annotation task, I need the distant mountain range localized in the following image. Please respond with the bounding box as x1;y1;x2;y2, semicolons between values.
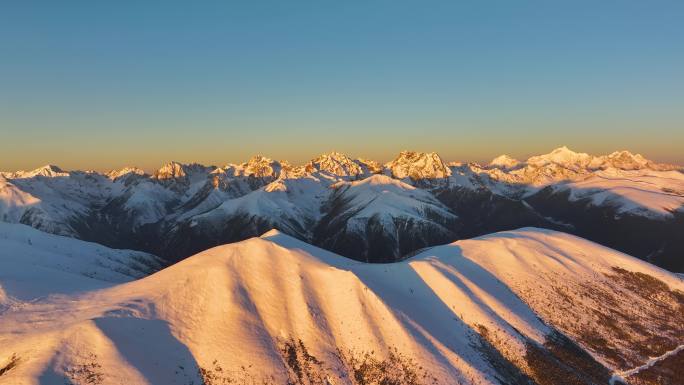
2;147;683;271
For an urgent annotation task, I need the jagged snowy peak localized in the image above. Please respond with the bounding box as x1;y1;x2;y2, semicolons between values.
0;222;162;303
593;150;649;170
198;156;286;199
152;161;188;180
385;151;452;180
303;151;368;178
589;150;681;171
5;164;70;179
1;228;681;384
476;147;680;191
105;167;146;181
152;161;216;186
357;157;383;174
237;155;284;178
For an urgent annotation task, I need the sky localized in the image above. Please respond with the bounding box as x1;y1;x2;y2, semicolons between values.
1;1;683;172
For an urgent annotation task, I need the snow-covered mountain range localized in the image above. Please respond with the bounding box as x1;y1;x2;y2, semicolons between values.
0;225;681;385
1;147;683;271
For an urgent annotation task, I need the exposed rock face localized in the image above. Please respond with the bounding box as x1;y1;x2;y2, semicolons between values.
304;151;367;178
153;161;188;180
385;151;452;180
106;167;146;181
240;155;283;178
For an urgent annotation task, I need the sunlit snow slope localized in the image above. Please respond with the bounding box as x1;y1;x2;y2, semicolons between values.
0;228;682;385
0;222;162;304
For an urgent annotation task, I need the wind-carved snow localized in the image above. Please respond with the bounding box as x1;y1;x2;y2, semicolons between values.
0;222;162;302
1;227;680;384
554;168;684;218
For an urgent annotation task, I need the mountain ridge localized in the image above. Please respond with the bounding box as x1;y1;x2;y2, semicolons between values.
0;226;681;385
1;147;683;271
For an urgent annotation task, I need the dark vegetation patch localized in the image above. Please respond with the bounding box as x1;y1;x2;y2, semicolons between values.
341;347;439;385
197;359;277;385
475;323;611;385
280;339;326;385
524;331;611;385
64;354;104;385
198;340;438;385
626;349;684;385
601;268;684;359
473;324;536;385
512;266;683;372
608;267;684;307
0;354;19;377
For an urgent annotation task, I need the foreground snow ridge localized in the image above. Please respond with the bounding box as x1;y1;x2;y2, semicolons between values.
0;227;682;385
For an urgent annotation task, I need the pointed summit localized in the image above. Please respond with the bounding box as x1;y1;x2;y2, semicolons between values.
526;146;592;167
20;164;68;178
489;154;520;169
306;151;365;177
595;150;650;170
153;161;187;180
385;151;451;180
107;167;146;181
241;155;282;178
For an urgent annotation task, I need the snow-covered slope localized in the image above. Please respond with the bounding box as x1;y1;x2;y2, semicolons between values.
545;168;684;219
0;222;162;304
0;169;119;237
315;174;459;261
0;228;681;384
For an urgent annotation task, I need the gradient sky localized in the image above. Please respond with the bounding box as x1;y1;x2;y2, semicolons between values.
1;1;683;172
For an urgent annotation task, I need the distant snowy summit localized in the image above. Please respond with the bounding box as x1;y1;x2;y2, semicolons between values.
1;147;683;270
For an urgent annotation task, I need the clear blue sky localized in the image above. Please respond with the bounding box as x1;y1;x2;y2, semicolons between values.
1;1;683;171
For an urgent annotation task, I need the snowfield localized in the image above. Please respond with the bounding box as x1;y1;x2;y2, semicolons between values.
0;223;163;303
0;226;681;385
553;168;684;218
